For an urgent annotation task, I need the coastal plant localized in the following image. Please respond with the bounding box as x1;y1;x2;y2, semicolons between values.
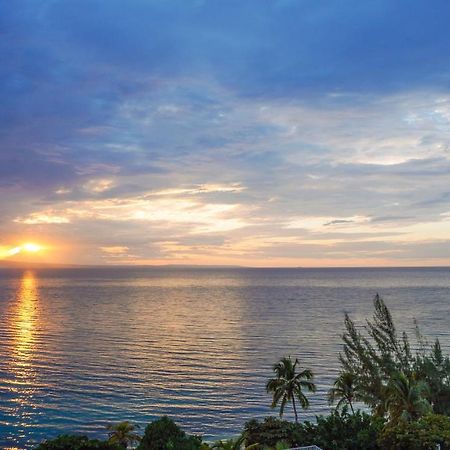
378;414;450;450
244;410;383;450
297;409;384;450
34;434;123;450
270;441;291;450
243;417;300;449
106;421;141;448
266;356;316;423
415;338;450;415
212;434;259;449
137;416;202;450
384;371;432;423
328;372;358;413
339;294;450;416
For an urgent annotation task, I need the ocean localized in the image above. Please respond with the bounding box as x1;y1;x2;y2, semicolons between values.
0;266;449;449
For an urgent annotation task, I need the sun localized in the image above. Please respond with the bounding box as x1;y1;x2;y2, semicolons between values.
22;243;42;253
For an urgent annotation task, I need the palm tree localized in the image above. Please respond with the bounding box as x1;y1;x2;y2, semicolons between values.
106;421;141;448
328;371;357;413
266;356;316;423
384;371;432;423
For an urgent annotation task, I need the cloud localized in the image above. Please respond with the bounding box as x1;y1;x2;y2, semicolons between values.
286;216;371;232
13;187;252;235
14;213;70;225
324;219;355;226
1;1;450;265
100;246;129;254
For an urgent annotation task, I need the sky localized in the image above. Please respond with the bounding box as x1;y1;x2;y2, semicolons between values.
1;0;450;266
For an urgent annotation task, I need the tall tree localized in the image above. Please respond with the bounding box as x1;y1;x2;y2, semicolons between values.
266;356;316;423
339;294;450;416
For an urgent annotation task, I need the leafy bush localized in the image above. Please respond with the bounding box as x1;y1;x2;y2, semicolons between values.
244;410;384;450
34;434;123;450
244;417;300;449
297;409;384;450
378;414;450;450
137;416;202;450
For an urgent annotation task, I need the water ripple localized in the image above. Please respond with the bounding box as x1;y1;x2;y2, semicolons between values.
0;267;449;448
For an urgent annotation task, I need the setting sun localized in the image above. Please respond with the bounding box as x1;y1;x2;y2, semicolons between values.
22;243;42;253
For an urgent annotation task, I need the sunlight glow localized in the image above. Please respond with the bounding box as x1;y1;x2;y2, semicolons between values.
1;243;44;259
22;243;42;253
15;271;38;358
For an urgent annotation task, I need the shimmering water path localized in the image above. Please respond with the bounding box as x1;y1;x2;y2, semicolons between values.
0;267;449;448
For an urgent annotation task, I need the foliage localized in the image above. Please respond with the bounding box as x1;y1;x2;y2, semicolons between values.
106;421;141;448
339;294;450;417
384;371;432;423
378;414;450;450
34;434;123;450
328;372;358;413
296;408;384;450
137;416;202;450
415;339;450;416
243;417;300;449
271;442;291;450
211;434;259;449
244;410;384;450
266;356;316;422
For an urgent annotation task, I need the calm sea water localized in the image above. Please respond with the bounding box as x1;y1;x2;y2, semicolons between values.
0;267;449;449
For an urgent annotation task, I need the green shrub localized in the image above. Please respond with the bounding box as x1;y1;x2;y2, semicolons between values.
244;410;384;450
137;416;202;450
378;414;450;450
34;434;123;450
243;417;300;449
297;409;384;450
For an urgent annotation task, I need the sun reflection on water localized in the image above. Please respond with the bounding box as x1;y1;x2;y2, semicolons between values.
4;271;41;447
13;271;39;365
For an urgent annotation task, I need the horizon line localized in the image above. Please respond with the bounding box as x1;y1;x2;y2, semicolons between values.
1;260;450;270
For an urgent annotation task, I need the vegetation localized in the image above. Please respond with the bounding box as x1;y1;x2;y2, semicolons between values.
137;416;202;450
378;414;450;450
297;409;384;450
33;295;450;450
210;435;259;449
384;371;432;423
415;339;450;416
243;410;384;450
328;371;357;413
34;434;123;450
266;356;316;422
107;421;141;448
243;417;299;449
340;294;450;420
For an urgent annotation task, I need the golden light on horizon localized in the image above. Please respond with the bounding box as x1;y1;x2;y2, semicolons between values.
2;242;45;259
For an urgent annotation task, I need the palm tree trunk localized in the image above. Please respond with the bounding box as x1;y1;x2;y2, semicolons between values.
292;397;298;423
349;400;355;414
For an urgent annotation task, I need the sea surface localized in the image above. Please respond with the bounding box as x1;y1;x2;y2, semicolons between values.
0;266;449;449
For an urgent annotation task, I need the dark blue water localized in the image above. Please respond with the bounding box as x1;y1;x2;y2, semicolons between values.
0;267;449;449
